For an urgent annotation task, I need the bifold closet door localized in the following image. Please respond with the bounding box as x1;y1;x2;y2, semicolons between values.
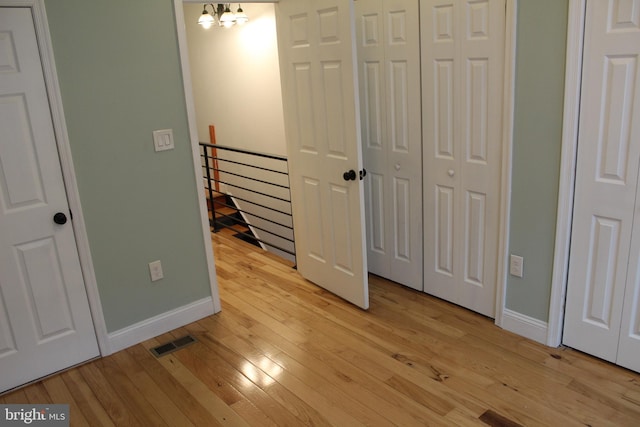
421;0;505;317
355;0;422;290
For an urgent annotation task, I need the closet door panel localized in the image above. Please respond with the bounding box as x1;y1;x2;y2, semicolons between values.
357;0;422;290
422;0;504;317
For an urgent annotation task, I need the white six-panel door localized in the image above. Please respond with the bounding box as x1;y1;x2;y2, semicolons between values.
355;0;422;291
421;0;505;317
0;7;99;392
563;0;640;373
275;0;369;308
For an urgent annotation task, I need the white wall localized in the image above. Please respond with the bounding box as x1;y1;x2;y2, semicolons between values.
183;3;286;156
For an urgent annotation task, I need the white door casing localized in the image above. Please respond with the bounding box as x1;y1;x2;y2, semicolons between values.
355;0;423;291
563;0;640;372
422;0;505;317
0;7;100;392
275;0;369;309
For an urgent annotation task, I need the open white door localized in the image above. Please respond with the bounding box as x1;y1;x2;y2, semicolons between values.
275;0;369;309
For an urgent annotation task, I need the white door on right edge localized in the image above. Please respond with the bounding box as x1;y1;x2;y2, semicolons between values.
563;0;640;373
422;0;505;317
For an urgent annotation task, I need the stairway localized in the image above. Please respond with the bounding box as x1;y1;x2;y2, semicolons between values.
207;192;260;247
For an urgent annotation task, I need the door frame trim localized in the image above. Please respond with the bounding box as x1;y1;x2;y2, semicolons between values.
0;0;109;354
495;0;518;328
173;0;222;314
547;0;586;347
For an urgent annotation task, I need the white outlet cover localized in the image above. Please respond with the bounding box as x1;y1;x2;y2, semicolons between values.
153;129;174;152
149;260;164;281
510;255;524;278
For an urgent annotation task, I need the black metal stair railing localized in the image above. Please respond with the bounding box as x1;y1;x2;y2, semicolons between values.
200;142;296;260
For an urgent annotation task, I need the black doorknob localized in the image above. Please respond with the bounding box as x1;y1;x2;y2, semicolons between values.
53;212;67;225
343;170;357;181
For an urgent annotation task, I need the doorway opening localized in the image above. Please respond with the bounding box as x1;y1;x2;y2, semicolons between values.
177;1;515;325
182;3;295;263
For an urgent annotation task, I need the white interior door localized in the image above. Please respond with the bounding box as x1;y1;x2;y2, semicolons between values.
355;0;422;291
0;7;99;392
563;0;640;372
421;0;505;317
275;0;369;308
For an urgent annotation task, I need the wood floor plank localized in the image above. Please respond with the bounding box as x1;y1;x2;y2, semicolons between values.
229;399;280;427
2;389;28;404
191;330;334;427
98;355;170;427
77;362;145;426
165;330;247;407
232;268;495;424
446;407;492;426
210;331;369;427
23;382;52;404
220;286;450;425
567;378;640;424
60;369;116;427
108;351;195;427
167;327;321;427
124;344;228;427
297;340;451;425
278;309;469;420
136;339;245;427
202;302;393;426
42;375;91;427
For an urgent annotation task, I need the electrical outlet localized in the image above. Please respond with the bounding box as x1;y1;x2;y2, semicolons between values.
510;255;524;278
149;260;164;282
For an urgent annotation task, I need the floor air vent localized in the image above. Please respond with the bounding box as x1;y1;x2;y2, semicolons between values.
150;334;197;358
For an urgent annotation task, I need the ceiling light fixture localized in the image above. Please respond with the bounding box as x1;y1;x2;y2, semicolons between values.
197;3;249;29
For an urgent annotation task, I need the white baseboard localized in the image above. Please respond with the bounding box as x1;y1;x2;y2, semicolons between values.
104;297;215;355
500;308;549;345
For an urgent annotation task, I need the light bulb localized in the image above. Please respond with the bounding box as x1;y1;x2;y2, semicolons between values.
220;5;235;28
198;11;215;29
235;5;248;25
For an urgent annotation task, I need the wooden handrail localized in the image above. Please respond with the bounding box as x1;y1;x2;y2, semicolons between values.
208;125;220;192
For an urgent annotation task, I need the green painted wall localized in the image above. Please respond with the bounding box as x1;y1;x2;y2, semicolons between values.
506;0;569;321
45;0;212;332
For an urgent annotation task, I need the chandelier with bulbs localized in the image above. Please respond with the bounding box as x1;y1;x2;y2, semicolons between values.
198;3;249;29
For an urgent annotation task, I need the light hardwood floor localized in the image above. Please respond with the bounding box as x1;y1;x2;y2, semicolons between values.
2;230;640;426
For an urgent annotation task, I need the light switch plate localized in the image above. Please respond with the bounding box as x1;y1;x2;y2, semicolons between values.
153;129;174;152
